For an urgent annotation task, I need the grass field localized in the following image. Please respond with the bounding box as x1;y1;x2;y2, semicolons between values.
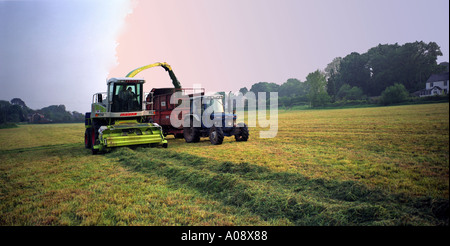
0;103;448;226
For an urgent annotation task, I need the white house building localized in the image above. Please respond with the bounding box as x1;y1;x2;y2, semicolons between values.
416;72;449;97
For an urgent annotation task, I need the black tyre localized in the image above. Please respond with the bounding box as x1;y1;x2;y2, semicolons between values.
184;118;200;143
209;125;224;145
235;123;249;141
85;128;92;149
91;127;98;155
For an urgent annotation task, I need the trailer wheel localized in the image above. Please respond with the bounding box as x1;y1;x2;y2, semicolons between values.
235;123;249;142
209;125;224;145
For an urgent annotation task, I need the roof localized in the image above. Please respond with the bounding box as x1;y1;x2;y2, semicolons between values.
412;86;445;96
426;72;449;83
431;86;443;90
107;77;145;84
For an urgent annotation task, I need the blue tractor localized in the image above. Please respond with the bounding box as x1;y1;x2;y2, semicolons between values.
183;94;249;145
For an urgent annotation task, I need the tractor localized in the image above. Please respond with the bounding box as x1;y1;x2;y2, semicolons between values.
183;93;249;145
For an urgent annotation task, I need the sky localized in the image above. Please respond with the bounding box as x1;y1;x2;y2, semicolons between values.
1;0;449;113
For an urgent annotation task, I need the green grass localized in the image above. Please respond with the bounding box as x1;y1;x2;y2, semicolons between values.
0;103;448;225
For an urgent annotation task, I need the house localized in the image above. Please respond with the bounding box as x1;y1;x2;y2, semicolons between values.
29;113;51;124
415;72;449;97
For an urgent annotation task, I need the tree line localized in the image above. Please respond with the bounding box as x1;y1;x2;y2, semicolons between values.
238;41;448;108
0;98;84;125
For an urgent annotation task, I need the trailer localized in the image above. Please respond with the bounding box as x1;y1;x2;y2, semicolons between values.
146;87;204;138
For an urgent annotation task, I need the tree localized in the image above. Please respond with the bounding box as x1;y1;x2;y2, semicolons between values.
335;52;371;96
346;86;365;100
39;104;84;123
11;98;27;108
325;57;342;101
278;78;306;98
249;82;280;106
0;100;29;123
366;43;401;95
379;83;409;105
250;82;280;94
305;70;330;107
239;87;248;95
336;84;365;100
0;100;10;124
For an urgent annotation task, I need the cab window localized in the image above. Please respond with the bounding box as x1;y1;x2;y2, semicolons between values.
111;83;142;112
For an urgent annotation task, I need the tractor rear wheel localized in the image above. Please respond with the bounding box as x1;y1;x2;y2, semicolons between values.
184;118;200;143
235;123;249;141
209;125;224;145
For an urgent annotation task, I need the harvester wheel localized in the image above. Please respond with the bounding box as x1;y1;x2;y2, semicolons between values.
209;125;224;145
91;127;98;155
235;123;249;142
85;128;92;149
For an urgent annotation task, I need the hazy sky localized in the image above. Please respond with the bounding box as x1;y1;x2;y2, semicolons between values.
1;0;449;113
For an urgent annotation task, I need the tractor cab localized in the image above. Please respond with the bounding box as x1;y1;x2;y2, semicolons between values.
190;95;224;116
189;95;234;127
91;78;149;117
205;95;236;128
108;78;144;112
203;95;225;113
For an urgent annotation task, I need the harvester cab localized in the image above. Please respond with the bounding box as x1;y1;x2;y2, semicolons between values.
85;77;167;154
183;93;249;145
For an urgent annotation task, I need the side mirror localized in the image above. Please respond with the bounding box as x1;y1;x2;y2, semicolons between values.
97;93;103;103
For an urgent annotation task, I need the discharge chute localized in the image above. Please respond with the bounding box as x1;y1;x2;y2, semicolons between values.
126;62;181;89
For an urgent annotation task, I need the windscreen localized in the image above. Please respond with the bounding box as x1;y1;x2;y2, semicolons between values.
111;83;143;112
207;98;224;113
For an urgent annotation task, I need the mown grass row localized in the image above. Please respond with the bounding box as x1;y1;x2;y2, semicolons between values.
108;147;448;226
0;145;274;226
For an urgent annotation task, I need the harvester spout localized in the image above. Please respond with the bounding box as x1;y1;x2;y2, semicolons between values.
164;66;182;89
126;62;182;89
